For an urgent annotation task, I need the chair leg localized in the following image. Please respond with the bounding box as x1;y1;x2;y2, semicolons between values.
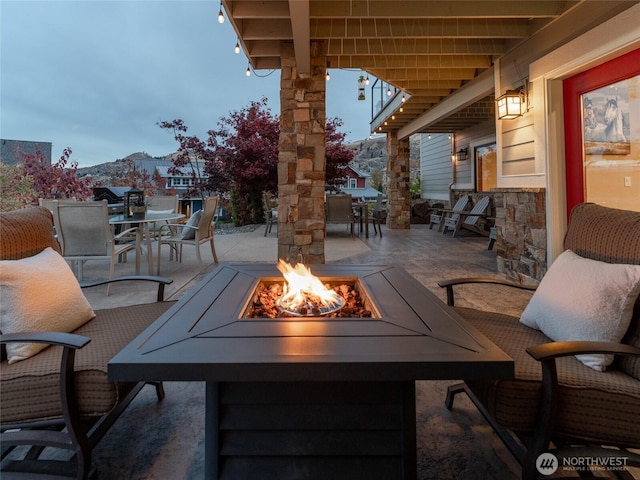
195;242;202;264
445;383;466;410
210;238;218;263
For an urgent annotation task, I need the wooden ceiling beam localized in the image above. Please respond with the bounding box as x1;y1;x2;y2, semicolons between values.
330;55;491;69
326;38;507;56
311;18;531;38
308;1;573;18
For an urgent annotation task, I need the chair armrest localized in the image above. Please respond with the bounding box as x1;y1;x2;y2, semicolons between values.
0;331;91;349
113;226;139;240
437;277;537;306
81;276;173;301
527;340;640;362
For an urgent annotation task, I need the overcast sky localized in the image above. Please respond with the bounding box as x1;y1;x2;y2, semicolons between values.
1;0;373;168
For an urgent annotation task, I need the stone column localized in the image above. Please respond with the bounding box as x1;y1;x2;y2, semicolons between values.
278;41;327;264
385;131;411;229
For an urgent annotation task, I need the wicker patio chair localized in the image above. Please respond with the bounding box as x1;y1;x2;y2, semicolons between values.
440;203;640;480
0;206;174;479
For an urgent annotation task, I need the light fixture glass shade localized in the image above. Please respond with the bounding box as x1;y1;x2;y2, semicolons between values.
496;89;525;119
357;75;366;100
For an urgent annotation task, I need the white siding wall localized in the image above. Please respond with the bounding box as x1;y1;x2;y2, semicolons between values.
419;133;452;201
453;120;496;189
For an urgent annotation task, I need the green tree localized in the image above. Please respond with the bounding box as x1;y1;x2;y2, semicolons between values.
0;161;35;212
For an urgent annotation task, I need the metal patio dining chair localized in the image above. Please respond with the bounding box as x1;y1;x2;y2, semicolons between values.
325;194;355;238
156;196;219;273
52;200;139;291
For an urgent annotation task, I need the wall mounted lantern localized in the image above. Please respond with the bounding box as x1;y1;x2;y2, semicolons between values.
456;147;469;162
496;86;527;120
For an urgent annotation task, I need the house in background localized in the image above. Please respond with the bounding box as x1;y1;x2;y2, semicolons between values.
1;139;52;166
338;165;382;200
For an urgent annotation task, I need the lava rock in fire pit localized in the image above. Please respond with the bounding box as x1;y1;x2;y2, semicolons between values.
248;282;372;318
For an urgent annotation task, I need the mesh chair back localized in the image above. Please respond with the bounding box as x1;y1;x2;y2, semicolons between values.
197;197;219;238
326;195;354;223
147;195;179;213
52;200;112;257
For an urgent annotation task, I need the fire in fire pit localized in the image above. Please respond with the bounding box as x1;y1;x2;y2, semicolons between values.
245;260;375;318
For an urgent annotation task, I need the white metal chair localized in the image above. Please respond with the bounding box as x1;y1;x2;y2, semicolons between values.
156;196;219;273
52;200;139;293
146;194;180;239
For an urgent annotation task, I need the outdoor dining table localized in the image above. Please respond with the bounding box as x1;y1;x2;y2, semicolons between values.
109;211;185;275
109;263;513;479
352;201;370;237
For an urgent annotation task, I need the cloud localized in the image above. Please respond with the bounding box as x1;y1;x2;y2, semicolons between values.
1;0;371;167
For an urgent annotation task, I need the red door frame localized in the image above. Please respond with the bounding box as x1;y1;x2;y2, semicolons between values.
563;48;640;216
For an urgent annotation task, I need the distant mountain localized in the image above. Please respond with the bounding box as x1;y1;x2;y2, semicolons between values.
77;136;421;185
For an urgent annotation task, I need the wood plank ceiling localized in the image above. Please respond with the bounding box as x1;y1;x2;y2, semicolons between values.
221;0;632;135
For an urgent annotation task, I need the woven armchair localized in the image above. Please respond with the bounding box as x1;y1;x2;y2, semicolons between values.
0;206;174;479
440;203;640;479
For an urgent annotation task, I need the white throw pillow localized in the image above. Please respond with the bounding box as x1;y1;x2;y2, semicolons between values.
520;249;640;371
0;247;96;363
181;209;202;240
147;209;174;232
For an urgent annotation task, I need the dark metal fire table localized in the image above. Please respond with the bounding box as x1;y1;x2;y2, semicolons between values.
109;263;513;480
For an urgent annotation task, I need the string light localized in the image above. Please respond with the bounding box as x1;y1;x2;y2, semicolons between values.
217;2;224;23
234;38;240;54
365;75;370;85
401;95;406;103
386;86;392;96
326;70;331;81
246;63;251;76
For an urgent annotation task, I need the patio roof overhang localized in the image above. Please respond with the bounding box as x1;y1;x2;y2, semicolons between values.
222;0;636;137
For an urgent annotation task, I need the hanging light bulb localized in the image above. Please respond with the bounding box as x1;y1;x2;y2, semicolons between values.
399;106;404;112
246;63;251;76
326;70;330;81
428;134;432;139
234;38;240;54
365;75;370;85
217;3;224;23
386;86;392;96
401;95;406;103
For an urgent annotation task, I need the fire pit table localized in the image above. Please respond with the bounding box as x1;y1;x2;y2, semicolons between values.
109;263;513;480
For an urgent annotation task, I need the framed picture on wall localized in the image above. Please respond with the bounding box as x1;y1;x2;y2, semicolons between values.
582;78;631;155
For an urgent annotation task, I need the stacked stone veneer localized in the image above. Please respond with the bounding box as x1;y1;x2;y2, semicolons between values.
277;41;327;264
386;132;411;229
492;188;547;284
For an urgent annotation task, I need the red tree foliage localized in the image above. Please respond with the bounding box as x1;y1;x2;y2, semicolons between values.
325;118;355;188
21;147;95;200
158;119;213;200
206;98;279;225
160;98;353;226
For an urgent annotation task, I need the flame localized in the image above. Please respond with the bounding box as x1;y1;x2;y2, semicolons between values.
277;259;342;313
